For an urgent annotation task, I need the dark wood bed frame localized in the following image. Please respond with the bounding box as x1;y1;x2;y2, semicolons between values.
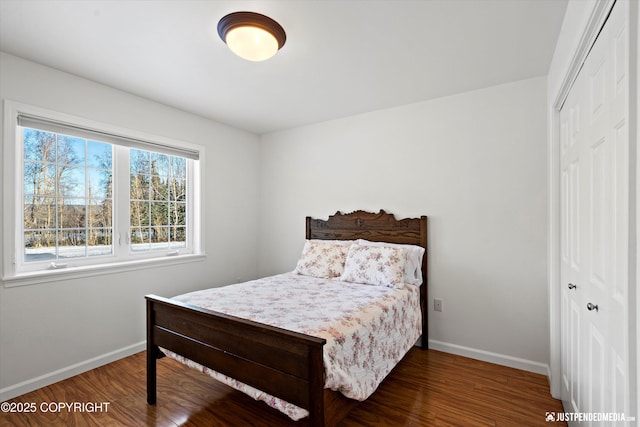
146;209;428;427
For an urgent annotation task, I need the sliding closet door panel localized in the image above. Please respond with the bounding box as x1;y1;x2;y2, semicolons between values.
607;1;630;420
559;56;585;414
559;1;630;424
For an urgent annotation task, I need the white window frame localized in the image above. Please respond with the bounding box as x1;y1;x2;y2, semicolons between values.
2;100;205;287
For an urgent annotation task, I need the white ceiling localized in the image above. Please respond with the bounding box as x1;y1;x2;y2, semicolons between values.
0;0;568;135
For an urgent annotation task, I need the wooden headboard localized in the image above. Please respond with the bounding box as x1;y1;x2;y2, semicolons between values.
306;209;428;349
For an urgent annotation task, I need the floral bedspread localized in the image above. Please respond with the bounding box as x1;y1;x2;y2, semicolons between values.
161;272;422;420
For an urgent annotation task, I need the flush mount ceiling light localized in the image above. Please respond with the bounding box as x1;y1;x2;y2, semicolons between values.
217;11;286;62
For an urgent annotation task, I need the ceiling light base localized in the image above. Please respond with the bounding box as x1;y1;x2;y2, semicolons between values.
218;12;286;62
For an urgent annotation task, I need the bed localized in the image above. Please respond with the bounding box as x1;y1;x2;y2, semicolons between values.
146;209;428;426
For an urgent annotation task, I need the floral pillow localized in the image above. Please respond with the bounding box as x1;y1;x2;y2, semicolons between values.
295;240;351;279
357;239;425;286
339;244;406;289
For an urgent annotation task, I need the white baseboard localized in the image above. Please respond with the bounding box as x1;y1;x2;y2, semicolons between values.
428;339;551;377
0;341;145;402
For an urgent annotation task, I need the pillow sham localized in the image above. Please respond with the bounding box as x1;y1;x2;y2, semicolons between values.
295;240;352;279
339;244;406;289
357;239;425;286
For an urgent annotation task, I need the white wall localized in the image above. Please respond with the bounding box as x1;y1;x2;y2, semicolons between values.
0;53;261;399
258;76;550;372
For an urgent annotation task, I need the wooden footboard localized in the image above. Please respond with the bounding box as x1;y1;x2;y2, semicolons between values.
146;295;327;427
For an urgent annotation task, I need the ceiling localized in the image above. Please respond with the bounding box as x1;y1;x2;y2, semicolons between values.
0;0;568;135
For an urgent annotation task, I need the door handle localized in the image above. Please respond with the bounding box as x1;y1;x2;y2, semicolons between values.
568;283;576;290
587;302;599;312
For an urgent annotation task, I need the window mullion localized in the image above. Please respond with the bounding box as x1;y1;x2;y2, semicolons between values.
113;146;131;258
187;159;196;251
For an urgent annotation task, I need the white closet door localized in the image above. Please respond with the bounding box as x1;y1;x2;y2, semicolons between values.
559;1;630;425
560;52;585;416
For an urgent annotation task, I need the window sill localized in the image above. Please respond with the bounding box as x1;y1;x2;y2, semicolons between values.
2;254;206;288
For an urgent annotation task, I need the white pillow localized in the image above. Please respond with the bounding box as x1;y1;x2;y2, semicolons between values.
357;239;425;286
339;244;406;289
295;240;352;279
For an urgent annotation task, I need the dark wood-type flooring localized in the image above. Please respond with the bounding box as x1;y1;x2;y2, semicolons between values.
1;348;566;426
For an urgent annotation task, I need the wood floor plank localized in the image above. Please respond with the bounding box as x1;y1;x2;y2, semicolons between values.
0;348;565;426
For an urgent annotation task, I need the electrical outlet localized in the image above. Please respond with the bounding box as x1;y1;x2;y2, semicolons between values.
434;298;443;312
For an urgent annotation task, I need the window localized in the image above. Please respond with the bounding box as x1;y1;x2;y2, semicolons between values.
3;101;203;284
129;149;187;253
23;129;114;262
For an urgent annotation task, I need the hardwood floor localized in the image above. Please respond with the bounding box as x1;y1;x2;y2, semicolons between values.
1;348;565;426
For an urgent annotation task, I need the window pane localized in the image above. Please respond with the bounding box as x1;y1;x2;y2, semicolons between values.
58;229;86;258
130;149;149;174
130;227;147;244
170;178;186;202
23;163;37;195
24;230;56;261
151;176;168;201
151;226;169;249
130;201;149;226
87;141;112;169
88;169;112;199
150;202;168;226
24;196;56;229
130;227;150;252
170;157;186;179
59;197;86;228
88;198;112;228
23;129;56;162
88;229;112;256
23;162;56;196
58;166;85;197
169;202;186;226
170;227;186;249
57;135;85;166
151;152;169;177
130;174;149;200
